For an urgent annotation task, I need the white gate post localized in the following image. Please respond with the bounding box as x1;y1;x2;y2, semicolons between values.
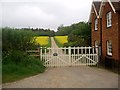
96;46;99;63
68;47;71;66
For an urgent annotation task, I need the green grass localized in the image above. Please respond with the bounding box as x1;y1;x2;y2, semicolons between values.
47;37;51;47
54;36;68;47
2;51;46;83
3;63;45;83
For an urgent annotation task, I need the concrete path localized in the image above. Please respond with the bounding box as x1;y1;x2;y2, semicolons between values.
3;66;118;88
51;37;58;48
50;37;64;54
2;37;119;88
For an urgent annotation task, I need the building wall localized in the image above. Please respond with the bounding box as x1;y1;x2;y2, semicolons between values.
118;12;120;62
102;2;119;61
91;8;101;46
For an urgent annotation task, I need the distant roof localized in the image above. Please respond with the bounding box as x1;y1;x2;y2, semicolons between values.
93;1;101;14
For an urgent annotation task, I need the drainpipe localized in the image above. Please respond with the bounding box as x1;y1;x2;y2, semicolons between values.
100;18;102;56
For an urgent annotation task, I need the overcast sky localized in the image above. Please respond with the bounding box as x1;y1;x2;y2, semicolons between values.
1;0;94;31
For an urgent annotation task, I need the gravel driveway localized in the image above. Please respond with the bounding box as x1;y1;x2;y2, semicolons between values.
3;66;118;88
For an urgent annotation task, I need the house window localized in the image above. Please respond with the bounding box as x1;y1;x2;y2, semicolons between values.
106;11;112;27
95;18;98;30
107;40;112;56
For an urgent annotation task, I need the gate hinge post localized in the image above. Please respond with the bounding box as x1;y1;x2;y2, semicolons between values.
68;47;71;66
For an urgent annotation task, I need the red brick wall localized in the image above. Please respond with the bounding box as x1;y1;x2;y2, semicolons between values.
91;8;101;46
102;2;119;61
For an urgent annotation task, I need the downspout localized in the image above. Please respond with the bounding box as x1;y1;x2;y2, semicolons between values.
100;18;102;56
116;11;120;62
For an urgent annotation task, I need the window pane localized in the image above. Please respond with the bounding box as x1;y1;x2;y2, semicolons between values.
107;40;112;55
95;19;98;30
106;12;112;27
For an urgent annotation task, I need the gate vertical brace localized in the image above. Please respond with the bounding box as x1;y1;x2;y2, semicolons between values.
68;47;71;66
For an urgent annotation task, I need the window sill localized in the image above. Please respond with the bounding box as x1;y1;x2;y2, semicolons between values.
107;53;112;57
106;25;112;29
94;30;98;31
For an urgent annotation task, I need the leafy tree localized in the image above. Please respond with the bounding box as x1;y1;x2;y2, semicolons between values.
2;27;36;54
56;22;91;46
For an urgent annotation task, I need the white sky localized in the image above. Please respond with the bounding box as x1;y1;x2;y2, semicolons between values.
1;0;94;31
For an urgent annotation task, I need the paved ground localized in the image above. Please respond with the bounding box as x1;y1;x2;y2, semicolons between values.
51;37;58;48
3;66;118;88
50;37;64;54
2;37;119;88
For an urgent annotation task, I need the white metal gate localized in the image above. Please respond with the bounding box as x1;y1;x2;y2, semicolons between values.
40;47;99;67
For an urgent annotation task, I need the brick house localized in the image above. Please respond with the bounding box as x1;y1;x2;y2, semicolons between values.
89;1;101;47
89;0;120;69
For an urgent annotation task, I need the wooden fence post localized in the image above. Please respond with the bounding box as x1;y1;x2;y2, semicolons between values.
40;47;42;61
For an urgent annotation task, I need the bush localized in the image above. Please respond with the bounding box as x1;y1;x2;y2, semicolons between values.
2;28;46;83
2;28;36;53
2;50;45;83
65;34;91;47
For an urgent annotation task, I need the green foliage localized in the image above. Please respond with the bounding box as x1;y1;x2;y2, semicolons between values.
2;27;36;53
54;37;63;47
33;28;55;37
64;34;90;47
2;50;45;83
21;28;55;37
48;37;51;47
56;22;91;47
2;27;46;83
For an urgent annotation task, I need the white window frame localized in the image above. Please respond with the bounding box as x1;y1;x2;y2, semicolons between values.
106;12;112;28
95;18;98;31
107;40;112;56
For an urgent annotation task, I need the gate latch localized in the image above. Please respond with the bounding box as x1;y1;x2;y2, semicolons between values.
53;53;58;56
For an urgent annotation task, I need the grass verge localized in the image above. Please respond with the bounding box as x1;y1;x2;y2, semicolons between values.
2;51;46;83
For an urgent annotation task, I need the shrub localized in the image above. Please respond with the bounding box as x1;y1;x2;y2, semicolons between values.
2;28;46;83
2;50;45;83
2;28;36;53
